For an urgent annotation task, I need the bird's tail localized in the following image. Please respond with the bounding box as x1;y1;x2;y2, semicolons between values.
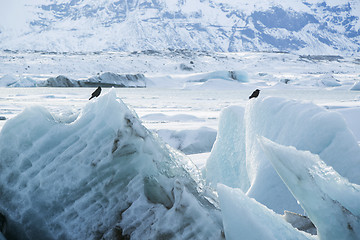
89;96;94;100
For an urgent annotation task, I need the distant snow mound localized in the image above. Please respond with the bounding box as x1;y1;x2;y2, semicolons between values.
186;71;248;83
0;89;223;239
0;75;17;87
0;75;36;87
317;74;341;87
350;81;360;91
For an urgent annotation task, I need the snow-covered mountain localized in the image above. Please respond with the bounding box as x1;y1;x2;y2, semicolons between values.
0;0;359;55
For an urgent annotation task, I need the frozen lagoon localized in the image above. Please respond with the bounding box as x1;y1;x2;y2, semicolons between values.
1;87;360;239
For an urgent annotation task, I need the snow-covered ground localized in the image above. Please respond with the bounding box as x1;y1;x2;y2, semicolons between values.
1;51;360;239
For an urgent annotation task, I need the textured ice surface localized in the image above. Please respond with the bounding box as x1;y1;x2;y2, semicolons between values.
206;106;249;191
260;137;360;240
217;184;314;240
0;89;223;239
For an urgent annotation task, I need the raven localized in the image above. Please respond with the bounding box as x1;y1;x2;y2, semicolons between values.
249;89;260;99
89;86;102;100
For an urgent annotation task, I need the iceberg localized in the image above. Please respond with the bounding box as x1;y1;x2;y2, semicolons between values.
86;72;146;88
217;184;314;240
0;89;223;239
206;96;360;214
259;137;360;240
39;75;81;87
39;72;147;88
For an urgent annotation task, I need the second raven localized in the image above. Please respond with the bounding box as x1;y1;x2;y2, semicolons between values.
249;89;260;99
89;86;102;100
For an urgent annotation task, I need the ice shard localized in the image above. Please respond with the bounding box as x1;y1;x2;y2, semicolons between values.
0;89;223;239
259;137;360;240
217;184;314;240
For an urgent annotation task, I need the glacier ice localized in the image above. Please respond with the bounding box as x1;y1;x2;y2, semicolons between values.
259;137;360;240
206;106;249;191
0;89;223;239
206;96;360;214
217;184;314;240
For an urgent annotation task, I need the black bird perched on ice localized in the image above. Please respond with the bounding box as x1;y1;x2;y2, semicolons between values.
249;89;260;99
89;86;102;100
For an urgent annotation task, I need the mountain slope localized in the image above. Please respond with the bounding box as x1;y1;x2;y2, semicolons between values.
0;0;359;55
